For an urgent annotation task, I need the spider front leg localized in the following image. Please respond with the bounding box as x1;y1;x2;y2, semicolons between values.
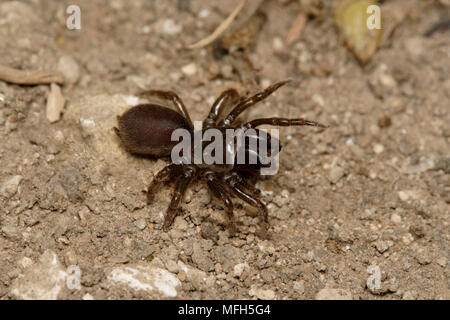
203;89;240;128
163;167;196;231
220;80;291;127
138;90;193;127
243;117;328;129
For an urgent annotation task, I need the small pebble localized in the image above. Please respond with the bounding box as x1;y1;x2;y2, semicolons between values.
390;213;402;224
57;55;80;84
233;263;247;278
404;37;424;58
135;218;147;230
398;191;409;201
1;175;22;197
162;19;182;35
373;143;384;154
273;37;284;52
249;286;275;300
199;9;210;18
46;83;65;123
436;257;447;267
181;63;197;76
328;166;344;184
315;288;352;300
82;293;94;300
293;280;305;295
379;73;397;90
19;257;33;269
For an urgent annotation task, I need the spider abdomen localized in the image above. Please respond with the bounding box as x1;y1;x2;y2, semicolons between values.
116;104;193;157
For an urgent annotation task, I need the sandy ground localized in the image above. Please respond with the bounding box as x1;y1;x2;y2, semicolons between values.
0;0;448;300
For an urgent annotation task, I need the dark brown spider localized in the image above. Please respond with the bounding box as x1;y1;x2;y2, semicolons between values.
114;80;326;236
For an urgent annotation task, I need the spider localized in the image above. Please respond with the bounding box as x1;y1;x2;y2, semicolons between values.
114;80;326;236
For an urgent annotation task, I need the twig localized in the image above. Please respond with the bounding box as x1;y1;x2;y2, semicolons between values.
188;0;248;49
0;64;63;85
285;12;306;46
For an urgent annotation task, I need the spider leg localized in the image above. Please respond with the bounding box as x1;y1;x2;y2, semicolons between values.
229;172;261;197
163;169;196;231
205;177;237;236
203;89;240;128
243;117;328;129
138;90;193;127
147;164;180;204
220;80;291;127
225;176;268;223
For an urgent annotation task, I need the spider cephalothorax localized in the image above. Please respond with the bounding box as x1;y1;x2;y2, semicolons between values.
115;80;326;236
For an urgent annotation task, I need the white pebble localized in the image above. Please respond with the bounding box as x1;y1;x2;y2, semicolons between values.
379;73;397;90
135;218;147;230
1;175;22;197
162;19;182;35
398;191;409;201
199;9;210;18
312;94;325;107
390;213;402;224
373;143;384;154
181;63;197;76
233;263;247;278
249;286;275;300
57;55;80;84
46;83;65;123
273;37;284;52
82;293;95;300
328;166;345;184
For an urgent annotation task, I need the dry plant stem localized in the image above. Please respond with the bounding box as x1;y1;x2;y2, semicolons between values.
188;0;248;49
0;64;63;85
285;12;307;46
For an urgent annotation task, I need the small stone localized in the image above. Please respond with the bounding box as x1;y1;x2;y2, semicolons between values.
82;293;94;300
249;286;275;300
328;166;344;184
402;158;435;174
166;260;178;273
64;250;78;266
107;264;181;297
181;63;197;76
415;249;432;265
378;73;397;90
293;280;305;295
402;233;414;245
220;65;233;78
57;55;80;84
135;218;147;230
273;37;284;52
374;240;394;253
315;288;352;300
46;83;65;123
436;257;447;267
398;191;409;201
1;175;22;197
1;225;21;241
199;9;210;18
312;93;325;107
233;263;248;278
10;250;67;300
161;19;182;35
404;37;424;58
19;257;33;269
390;213;402;224
402;290;417;300
373;143;384;154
